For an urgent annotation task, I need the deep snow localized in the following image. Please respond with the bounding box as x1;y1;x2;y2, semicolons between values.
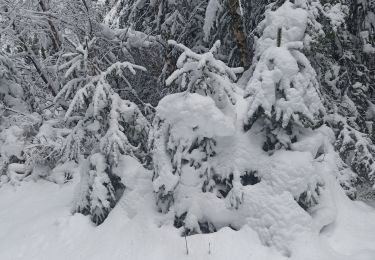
2;88;375;260
1;161;375;260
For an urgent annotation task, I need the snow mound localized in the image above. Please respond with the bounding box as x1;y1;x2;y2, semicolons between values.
156;93;235;138
152;92;236;196
261;150;321;197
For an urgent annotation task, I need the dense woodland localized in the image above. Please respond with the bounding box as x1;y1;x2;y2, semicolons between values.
0;0;375;257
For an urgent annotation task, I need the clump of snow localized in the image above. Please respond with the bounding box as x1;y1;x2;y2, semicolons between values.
152;92;235;196
261;150;321;198
363;43;375;54
157;93;235;139
49;161;78;185
0;125;25;160
291;125;335;158
258;1;308;52
239;183;313;256
112;155;146;190
0;81;28;114
323;3;348;32
203;0;222;42
0;112;42;185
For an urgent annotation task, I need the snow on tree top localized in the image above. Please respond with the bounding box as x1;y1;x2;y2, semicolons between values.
156;93;235;139
259;1;308;53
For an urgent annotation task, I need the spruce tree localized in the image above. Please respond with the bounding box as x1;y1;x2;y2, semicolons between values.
243;1;325;151
59;59;149;223
304;0;375;198
151;40;243;234
53;10;150;223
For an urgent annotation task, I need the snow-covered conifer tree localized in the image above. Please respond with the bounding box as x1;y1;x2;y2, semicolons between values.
55;20;150;223
103;0;255;98
243;1;325;151
60;63;149;223
303;1;375;198
165;40;243;105
333;117;375;199
151;40;242;234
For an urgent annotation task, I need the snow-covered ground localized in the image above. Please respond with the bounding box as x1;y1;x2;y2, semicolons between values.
1;87;375;260
1;170;375;260
2;75;375;260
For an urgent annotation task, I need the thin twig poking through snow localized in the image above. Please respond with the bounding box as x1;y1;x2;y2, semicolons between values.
184;233;189;255
277;27;282;47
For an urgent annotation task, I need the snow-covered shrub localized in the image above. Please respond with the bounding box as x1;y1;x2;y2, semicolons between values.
151;41;243;234
73;153;123;225
48;160;77;184
0;125;27;184
24;120;68;169
0;52;42;185
0;114;42;185
243;1;325;151
20;119;81;184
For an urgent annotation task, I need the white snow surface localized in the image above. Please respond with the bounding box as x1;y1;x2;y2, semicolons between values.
156;93;236;139
0;156;375;260
259;1;308;51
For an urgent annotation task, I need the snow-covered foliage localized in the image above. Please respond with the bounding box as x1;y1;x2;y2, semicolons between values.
301;0;375;197
150;86;338;255
0;52;28;114
58;61;148;162
151;93;235;215
105;0;252;88
166;40;243;108
41;2;153;224
151;37;334;257
57;58;149;223
151;41;243;233
244;1;325;151
24;120;69;168
0;114;43;185
73;153;123;225
1;0;375;258
0;51;42;185
328;115;375;199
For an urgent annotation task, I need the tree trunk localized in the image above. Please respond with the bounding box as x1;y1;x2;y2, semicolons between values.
228;0;249;68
